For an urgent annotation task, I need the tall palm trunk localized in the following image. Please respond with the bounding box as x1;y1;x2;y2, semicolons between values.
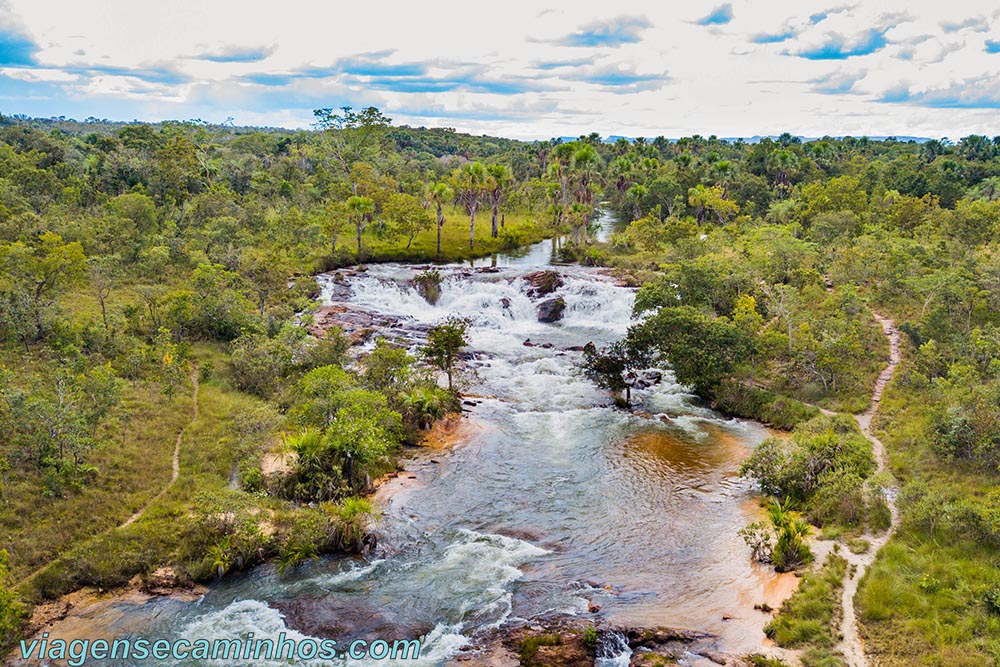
468;204;478;249
436;205;445;256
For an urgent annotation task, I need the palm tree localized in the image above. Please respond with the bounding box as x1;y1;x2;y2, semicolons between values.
347;195;375;255
452;162;487;249
423;182;452;256
712;159;735;197
548;142;577;224
403;387;447;430
571;144;602;241
625;184;648;220
485;164;513;238
610;155;635;195
766;149;799;197
327;496;381;553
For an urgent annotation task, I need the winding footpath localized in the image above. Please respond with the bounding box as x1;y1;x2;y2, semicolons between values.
835;313;902;667
121;370;199;528
16;371;200;594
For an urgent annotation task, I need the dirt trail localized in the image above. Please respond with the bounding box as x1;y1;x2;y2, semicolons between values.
121;370;199;528
835;313;901;667
16;371;200;594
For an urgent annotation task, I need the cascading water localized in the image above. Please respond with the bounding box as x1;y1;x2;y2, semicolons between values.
19;242;792;666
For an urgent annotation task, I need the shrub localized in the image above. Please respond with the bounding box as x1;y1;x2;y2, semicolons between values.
714;381;819;430
413;269;442;305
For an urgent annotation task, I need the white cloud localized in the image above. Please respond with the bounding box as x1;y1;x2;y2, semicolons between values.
1;0;1000;138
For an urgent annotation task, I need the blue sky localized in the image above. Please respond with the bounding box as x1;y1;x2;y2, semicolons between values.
1;0;1000;139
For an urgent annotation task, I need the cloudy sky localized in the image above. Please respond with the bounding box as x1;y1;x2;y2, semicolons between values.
1;0;1000;139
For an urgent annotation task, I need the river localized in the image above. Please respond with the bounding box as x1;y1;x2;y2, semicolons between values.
17;212;794;666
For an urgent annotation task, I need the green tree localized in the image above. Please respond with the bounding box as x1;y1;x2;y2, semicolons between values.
485;164;514;238
384;192;433;249
346;195;375;255
423;317;470;392
628;306;751;396
452;162;488;249
424;182;452;256
0;232;86;341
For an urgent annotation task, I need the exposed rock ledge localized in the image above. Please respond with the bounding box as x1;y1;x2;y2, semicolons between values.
444;615;752;667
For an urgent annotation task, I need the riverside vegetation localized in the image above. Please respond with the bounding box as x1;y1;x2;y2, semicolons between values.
1;112;1000;665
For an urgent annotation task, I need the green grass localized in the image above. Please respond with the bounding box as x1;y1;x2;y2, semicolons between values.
765;552;847;666
855;368;1000;667
519;633;562;667
0;357;184;583
15;345;324;602
713;380;820;430
328;205;554;266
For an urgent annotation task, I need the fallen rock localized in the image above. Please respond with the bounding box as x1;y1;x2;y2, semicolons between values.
537;297;566;323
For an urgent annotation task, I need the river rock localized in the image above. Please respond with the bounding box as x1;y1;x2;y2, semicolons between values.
537;297;566;323
309;305;400;345
524;270;564;297
272;596;434;643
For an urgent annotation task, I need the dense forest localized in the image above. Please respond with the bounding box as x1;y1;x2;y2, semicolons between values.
3;109;1000;665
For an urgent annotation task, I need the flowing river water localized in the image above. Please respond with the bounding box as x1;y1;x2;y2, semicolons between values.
16;215;798;666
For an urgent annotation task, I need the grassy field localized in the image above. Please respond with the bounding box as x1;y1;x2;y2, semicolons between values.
855;368;1000;666
761;552;849;667
328;205;554;266
0;370;183;582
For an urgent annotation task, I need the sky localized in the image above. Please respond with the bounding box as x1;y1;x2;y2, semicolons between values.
1;0;1000;140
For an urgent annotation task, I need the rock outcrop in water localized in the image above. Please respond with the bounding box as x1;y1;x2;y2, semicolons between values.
449;617;716;667
537;297;566;323
309;305;404;345
524;270;564;297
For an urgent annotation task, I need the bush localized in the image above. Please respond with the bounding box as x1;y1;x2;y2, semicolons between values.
0;551;24;650
741;414;880;532
714;381;820;430
413;269;442;305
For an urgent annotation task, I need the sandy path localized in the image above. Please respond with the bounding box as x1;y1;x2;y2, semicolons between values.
835;313;901;667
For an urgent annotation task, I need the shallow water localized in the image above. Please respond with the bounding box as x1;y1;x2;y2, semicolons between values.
19;223;791;666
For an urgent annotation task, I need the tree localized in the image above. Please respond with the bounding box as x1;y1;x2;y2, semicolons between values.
688;184;738;224
384;193;433;249
238;248;289;316
485;164;513;238
627;306;751;396
581;339;643;407
0;232;86;341
452;162;488;249
321;199;351;255
88;255;118;331
766;149;799;197
312;106;392;189
571;143;601;241
422;317;470;392
424;182;452;256
625;184;648;220
347;195;375;255
732;294;765;381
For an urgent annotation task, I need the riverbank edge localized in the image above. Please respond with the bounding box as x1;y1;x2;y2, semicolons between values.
9;409;479;659
9;256;812;667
